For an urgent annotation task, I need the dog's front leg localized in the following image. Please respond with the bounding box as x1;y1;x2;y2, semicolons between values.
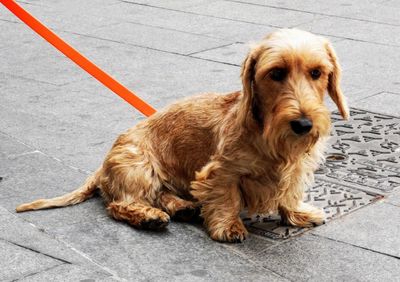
279;201;325;227
191;163;247;243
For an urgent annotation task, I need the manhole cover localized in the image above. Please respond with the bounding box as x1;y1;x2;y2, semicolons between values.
244;108;399;239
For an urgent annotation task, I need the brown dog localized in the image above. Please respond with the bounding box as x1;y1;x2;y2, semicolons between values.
16;29;348;243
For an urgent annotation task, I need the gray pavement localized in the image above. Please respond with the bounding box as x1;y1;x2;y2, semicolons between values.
0;0;399;281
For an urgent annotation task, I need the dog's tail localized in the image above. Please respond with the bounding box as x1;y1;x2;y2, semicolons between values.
16;169;101;213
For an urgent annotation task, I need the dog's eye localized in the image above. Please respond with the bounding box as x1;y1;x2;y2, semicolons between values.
269;68;287;82
310;69;321;80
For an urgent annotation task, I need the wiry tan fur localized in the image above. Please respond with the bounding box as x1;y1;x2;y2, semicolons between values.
16;29;349;242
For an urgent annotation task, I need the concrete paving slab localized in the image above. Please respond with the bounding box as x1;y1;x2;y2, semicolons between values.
232;0;400;26
89;21;233;55
0;104;114;172
0;21;89;86
0;19;38;50
355;92;400;116
121;0;221;10
311;201;400;258
51;217;286;281
185;0;324;28
2;0;121;35
0;131;33;158
325;39;400;100
191;42;247;66
106;2;276;43
224;233;276;257
258;234;400;281
0;240;62;281
0;206;114;280
0;72;139;138
0;150;87;199
387;189;400;207
297;15;400;47
17;263;115;282
0;206;91;266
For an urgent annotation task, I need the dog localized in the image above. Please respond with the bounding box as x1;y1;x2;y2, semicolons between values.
16;29;349;243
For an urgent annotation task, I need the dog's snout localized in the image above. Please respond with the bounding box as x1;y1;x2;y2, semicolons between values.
290;118;313;135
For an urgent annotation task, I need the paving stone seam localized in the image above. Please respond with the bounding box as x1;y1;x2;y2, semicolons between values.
0;71;59;86
66;31;242;66
1;208;121;280
53;237;127;281
183;223;291;280
117;0;282;28
188;55;240;67
0;238;72;264
385;201;400;208
0;69;87;89
14;1;43;8
186;42;240;56
0;129;92;175
64;30;240;63
386;91;400;95
0;18;19;24
124;19;234;41
220;244;294;282
226;0;400;27
4;150;40;159
9;262;67;282
310;233;400;260
354;91;386;101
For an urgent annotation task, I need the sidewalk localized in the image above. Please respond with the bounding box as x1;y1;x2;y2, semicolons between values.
1;0;399;281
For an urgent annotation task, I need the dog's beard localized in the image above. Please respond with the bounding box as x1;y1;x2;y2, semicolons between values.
262;117;323;163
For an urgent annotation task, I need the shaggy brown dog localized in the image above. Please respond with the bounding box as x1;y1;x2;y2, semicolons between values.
16;29;348;243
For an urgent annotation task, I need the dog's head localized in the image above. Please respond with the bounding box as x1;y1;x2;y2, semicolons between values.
241;29;349;158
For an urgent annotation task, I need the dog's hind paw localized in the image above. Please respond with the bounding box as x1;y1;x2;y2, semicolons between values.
140;217;170;230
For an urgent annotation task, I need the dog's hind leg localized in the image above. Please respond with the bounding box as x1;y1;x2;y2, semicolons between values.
158;191;199;221
107;200;170;230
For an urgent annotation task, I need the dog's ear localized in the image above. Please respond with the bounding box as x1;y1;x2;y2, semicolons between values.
240;48;263;125
325;41;349;120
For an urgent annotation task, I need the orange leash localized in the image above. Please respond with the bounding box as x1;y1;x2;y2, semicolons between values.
0;0;156;117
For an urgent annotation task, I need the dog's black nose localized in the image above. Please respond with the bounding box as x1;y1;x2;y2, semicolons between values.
290;118;313;135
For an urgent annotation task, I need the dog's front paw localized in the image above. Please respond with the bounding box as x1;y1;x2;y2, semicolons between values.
280;202;325;228
209;219;248;243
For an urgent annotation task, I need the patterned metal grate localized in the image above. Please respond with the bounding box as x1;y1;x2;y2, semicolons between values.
318;108;400;194
245;108;399;239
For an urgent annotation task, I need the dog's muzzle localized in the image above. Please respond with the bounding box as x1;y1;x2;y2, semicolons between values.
290;118;313;135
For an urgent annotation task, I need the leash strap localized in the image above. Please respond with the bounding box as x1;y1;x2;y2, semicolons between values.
0;0;156;117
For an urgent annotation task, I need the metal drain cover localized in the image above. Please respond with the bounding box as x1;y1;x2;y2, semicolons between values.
244;108;399;239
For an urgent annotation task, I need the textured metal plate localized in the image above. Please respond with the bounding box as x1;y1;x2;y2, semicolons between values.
243;179;379;239
318;109;400;194
245;108;399;240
